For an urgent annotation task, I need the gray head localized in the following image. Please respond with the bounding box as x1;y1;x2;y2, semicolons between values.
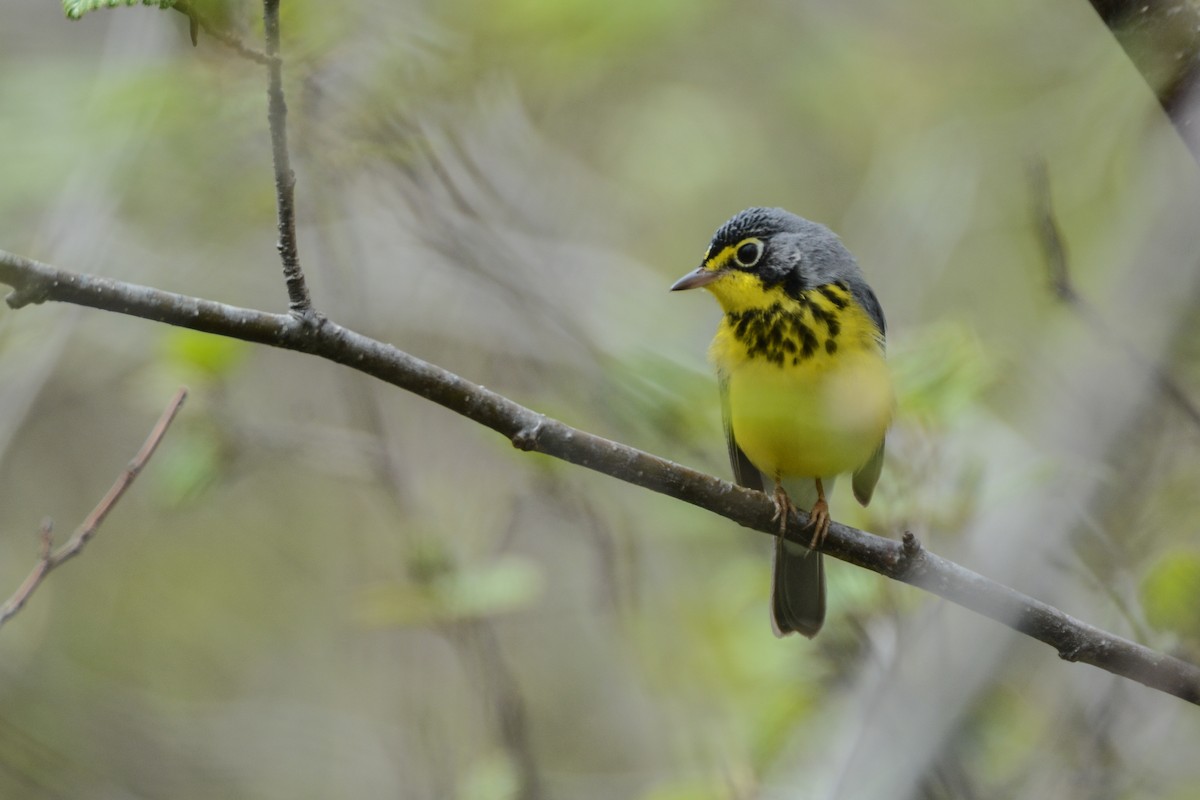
707;207;861;294
671;207;884;334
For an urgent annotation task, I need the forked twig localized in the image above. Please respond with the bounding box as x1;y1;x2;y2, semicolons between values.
174;0;277;65
0;387;188;628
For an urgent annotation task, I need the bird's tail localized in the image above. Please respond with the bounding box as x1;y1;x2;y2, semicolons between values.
770;540;826;637
769;476;830;638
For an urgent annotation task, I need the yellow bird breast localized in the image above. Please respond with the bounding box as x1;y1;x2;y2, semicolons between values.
726;348;892;479
709;281;894;481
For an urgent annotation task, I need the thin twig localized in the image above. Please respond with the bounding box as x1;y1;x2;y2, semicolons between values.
0;387;188;628
262;0;313;315
1027;159;1200;430
1027;160;1077;305
0;252;1197;704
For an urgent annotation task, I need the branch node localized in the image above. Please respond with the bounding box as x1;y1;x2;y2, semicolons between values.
290;307;325;328
511;418;546;452
887;531;926;577
6;284;50;309
1058;641;1092;663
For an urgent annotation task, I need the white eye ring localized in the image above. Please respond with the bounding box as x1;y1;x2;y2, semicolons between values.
733;239;763;268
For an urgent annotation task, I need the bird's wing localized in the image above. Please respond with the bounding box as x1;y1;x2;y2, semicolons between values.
847;277;887;506
852;439;885;506
719;370;763;492
848;278;887;344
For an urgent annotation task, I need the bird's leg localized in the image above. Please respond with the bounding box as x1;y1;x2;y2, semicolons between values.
807;477;831;549
770;475;793;536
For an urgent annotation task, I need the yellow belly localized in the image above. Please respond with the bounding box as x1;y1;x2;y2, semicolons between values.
727;349;893;480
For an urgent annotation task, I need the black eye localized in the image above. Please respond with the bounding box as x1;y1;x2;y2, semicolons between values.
734;240;762;267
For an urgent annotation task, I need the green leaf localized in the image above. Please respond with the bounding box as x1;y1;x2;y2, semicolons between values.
64;0;177;21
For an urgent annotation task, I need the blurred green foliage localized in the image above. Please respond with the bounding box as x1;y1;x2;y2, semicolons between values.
150;425;224;505
1142;549;1200;643
356;554;545;627
161;328;250;380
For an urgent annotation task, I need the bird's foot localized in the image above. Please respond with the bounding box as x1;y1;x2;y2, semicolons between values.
770;484;793;535
806;498;830;550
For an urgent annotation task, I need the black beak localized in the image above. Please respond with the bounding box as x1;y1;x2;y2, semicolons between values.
670;265;722;291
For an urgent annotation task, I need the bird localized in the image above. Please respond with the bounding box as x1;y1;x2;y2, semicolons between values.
671;207;893;637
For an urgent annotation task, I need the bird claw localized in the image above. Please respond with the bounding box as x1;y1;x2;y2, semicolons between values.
806;498;830;549
771;482;831;547
770;485;793;535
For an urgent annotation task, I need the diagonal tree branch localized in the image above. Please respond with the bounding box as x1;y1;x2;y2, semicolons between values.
1087;0;1200;163
1027;158;1200;430
1;250;1198;704
0;386;188;628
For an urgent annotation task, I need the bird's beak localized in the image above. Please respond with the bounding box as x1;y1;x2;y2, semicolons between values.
670;265;723;291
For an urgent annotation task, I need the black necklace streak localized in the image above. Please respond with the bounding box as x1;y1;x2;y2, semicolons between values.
817;284;849;309
727;297;842;367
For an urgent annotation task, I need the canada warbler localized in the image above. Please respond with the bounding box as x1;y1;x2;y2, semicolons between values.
672;207;893;637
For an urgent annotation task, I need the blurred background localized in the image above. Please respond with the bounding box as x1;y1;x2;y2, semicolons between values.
2;0;1200;797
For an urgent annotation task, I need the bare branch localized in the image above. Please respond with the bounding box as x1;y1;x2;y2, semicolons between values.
262;0;313;314
0;251;1197;703
0;387;188;628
